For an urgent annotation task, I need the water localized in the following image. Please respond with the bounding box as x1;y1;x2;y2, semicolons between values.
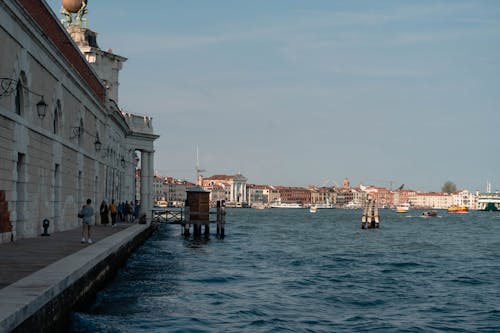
70;209;500;332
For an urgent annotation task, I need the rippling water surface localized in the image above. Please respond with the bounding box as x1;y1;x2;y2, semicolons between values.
71;209;500;332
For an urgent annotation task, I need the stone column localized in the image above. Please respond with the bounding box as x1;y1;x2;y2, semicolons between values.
147;151;154;220
139;151;154;223
139;151;149;220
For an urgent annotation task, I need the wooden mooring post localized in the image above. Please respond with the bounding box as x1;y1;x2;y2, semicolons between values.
216;200;226;239
361;198;379;229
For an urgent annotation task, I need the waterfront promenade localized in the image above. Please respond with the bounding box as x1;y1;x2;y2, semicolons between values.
0;222;153;332
0;224;130;289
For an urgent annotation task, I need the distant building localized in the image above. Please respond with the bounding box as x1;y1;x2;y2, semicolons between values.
265;186;281;206
203;184;226;206
451;190;477;209
360;185;393;207
409;192;452;209
275;186;311;205
202;173;248;205
153;175;165;202
393;189;417;207
309;186;336;206
162;177;194;206
246;185;269;206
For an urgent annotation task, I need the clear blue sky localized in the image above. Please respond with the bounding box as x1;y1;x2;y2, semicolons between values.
48;0;500;192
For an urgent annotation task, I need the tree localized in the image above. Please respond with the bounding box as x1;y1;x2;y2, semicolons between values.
442;181;457;194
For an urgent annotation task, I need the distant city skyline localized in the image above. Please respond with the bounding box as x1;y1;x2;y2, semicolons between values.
48;0;500;192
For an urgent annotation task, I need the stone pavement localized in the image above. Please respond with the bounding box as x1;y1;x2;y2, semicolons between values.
0;222;152;332
0;223;132;290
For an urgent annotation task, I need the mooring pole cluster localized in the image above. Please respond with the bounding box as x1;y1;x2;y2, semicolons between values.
361;198;379;229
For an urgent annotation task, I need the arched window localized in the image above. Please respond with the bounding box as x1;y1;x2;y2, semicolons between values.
14;72;27;116
53;100;61;134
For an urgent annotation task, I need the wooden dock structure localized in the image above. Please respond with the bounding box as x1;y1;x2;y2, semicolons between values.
361;198;379;229
152;188;226;239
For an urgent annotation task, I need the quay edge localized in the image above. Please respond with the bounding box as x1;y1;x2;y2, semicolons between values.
0;224;155;333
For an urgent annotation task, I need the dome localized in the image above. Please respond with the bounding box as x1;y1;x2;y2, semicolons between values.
62;0;83;13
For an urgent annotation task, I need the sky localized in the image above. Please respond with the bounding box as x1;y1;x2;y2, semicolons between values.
47;0;500;192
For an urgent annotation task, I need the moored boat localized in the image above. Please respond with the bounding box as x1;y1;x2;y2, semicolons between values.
309;205;317;213
447;205;469;213
395;203;410;213
270;202;303;208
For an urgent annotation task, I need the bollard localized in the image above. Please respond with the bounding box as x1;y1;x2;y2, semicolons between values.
41;219;50;236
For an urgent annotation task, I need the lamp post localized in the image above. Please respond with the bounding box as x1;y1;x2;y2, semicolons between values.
94;136;102;152
1;77;48;119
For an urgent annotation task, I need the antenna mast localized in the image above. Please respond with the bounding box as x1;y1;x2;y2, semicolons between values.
195;147;205;185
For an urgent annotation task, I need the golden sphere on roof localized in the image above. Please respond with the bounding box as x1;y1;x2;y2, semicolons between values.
62;0;83;13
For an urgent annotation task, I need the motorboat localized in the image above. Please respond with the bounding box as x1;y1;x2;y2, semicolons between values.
309;205;317;213
422;210;437;217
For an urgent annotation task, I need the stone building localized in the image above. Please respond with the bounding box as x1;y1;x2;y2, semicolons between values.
246;184;269;206
163;177;195;206
202;173;248;205
309;186;336;207
274;186;311;205
408;192;453;209
0;0;158;243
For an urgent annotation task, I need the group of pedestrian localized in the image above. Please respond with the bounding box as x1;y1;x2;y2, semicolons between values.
78;198;140;244
100;199;139;226
117;200;139;223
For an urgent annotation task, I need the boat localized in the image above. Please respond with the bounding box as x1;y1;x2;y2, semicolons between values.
270;202;303;208
395;203;410;213
313;203;335;209
482;202;499;212
309;205;317;213
447;205;469;213
422;210;437;217
154;200;168;208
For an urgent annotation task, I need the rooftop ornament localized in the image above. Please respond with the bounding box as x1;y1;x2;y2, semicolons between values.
61;0;88;27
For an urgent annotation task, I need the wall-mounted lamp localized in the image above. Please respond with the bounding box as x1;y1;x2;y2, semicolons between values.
1;77;48;119
36;97;48;119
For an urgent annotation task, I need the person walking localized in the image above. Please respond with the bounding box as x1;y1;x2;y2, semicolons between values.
118;201;124;222
109;199;118;227
125;201;133;222
100;200;109;226
80;198;94;244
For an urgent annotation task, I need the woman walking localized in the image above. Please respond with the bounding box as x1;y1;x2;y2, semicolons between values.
80;198;94;244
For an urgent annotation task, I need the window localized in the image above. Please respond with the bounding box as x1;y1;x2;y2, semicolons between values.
53;100;61;134
14;73;27;116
